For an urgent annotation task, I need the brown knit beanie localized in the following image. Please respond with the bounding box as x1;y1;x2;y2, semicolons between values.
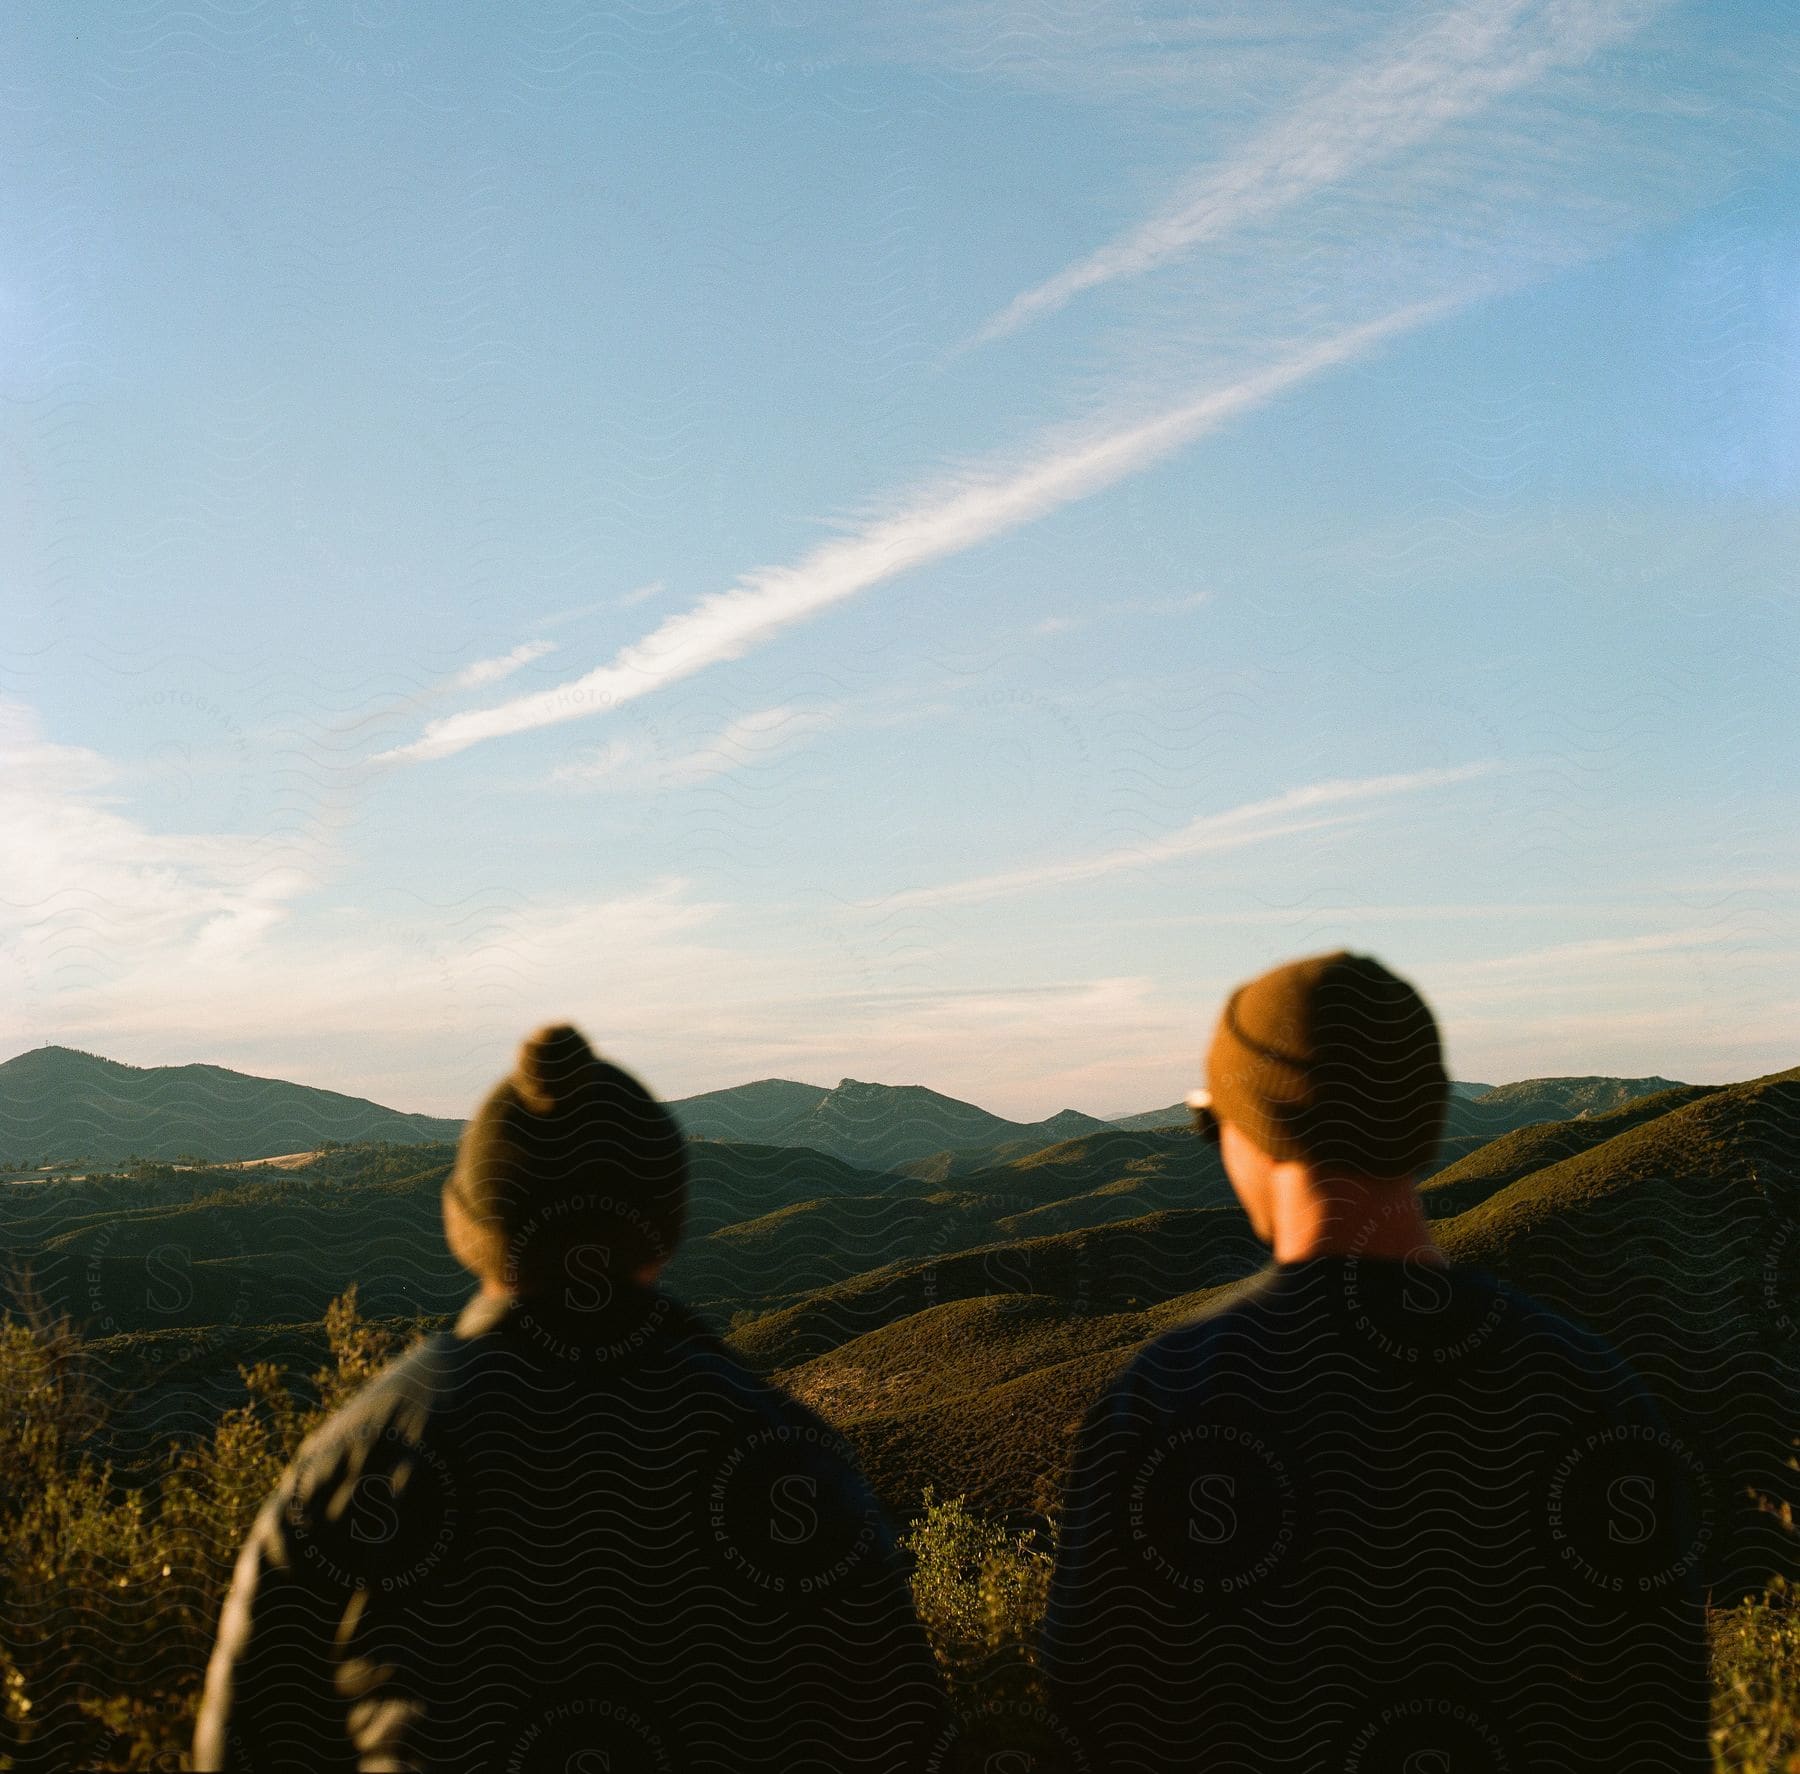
1205;952;1448;1177
450;1025;687;1288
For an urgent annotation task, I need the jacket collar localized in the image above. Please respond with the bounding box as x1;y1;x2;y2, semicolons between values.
452;1279;705;1354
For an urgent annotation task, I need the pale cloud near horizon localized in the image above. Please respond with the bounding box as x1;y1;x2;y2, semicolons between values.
0;697;318;1005
0;695;733;1096
1;684;1781;1113
20;877;750;1114
377;299;1454;766
877;764;1496;909
972;0;1664;345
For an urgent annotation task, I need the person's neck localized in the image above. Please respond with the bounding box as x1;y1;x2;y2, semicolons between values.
1267;1168;1442;1267
472;1263;665;1304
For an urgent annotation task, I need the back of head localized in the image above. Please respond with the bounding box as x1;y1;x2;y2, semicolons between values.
450;1024;688;1293
1207;951;1447;1177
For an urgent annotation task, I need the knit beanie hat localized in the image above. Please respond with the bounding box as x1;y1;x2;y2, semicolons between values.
1205;952;1448;1177
450;1024;687;1288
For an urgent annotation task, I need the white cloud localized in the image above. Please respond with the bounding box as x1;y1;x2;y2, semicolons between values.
549;706;835;793
973;0;1664;344
449;640;556;690
24;875;758;1113
880;764;1496;908
0;698;318;1017
657;705;836;788
377;300;1453;766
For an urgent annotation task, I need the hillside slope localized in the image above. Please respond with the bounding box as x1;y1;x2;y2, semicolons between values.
0;1046;463;1164
1438;1067;1799;1592
781;1070;1797;1596
1421;1082;1721;1218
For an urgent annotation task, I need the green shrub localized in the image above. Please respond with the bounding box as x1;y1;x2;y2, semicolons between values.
3;1308;1797;1771
0;1285;402;1770
1711;1578;1800;1772
899;1487;1054;1697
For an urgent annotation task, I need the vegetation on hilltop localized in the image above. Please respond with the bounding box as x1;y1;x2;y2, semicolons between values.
1421;1082;1723;1219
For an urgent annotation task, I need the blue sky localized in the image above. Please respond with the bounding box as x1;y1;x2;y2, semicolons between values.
2;1;1795;1118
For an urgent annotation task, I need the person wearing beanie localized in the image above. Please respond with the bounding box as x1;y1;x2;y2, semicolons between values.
442;1023;690;1301
1043;952;1711;1774
196;1025;944;1773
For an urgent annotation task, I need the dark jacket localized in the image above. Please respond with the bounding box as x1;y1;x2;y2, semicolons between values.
194;1285;945;1772
1043;1258;1713;1774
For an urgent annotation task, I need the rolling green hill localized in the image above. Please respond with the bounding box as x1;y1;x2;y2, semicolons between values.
1437;1068;1799;1594
665;1078;832;1143
736;1077;1111;1172
0;1045;463;1165
1471;1072;1688;1123
730;1205;1262;1370
2;1065;1789;1601
779;1069;1798;1597
1420;1082;1722;1218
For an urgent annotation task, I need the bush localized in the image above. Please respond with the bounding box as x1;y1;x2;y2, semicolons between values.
3;1318;1796;1771
1711;1578;1800;1772
0;1285;403;1770
900;1487;1054;1697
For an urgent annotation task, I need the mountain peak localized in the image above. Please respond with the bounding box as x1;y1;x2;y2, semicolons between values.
0;1047;462;1164
3;1044;136;1073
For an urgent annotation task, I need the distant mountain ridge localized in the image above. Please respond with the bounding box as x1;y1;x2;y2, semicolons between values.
1108;1075;1689;1139
2;1043;1696;1178
0;1046;463;1165
669;1076;1110;1173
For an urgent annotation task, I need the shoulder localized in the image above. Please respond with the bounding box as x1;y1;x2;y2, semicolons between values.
675;1312;871;1456
1113;1266;1284;1392
1066;1276;1276;1459
1474;1272;1637;1369
280;1335;456;1508
1479;1275;1664;1414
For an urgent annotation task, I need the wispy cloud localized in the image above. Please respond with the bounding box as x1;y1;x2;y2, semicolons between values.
881;764;1495;908
1436;923;1754;984
550;704;835;791
377;300;1452;765
973;0;1662;345
659;705;835;787
449;640;557;690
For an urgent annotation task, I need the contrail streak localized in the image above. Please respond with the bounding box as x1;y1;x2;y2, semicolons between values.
380;298;1455;764
973;0;1662;346
879;765;1498;908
